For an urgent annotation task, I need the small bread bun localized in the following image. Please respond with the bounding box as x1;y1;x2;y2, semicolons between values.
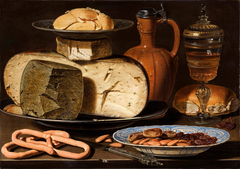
3;104;23;115
173;84;239;116
53;7;114;30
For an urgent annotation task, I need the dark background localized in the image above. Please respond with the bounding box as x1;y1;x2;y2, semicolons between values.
0;0;239;107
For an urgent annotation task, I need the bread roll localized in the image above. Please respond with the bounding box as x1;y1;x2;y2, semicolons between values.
173;84;239;116
53;7;114;30
3;104;23;115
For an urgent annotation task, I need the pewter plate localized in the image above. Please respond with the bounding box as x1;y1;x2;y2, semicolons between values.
0;99;168;130
32;19;134;40
113;125;230;157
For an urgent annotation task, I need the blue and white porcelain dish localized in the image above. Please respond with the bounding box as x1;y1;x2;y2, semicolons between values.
113;125;230;157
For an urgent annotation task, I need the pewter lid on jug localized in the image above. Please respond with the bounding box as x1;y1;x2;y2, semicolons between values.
136;7;160;18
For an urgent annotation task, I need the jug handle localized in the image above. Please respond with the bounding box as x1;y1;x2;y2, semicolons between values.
156;18;180;59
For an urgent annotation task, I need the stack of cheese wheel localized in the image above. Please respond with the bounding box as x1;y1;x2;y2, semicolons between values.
54;8;114;61
3;8;149;120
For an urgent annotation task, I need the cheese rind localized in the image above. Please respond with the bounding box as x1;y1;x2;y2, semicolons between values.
4;51;148;118
56;37;112;60
20;60;84;120
4;50;82;106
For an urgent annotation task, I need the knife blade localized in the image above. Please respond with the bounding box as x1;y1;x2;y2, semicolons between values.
79;138;163;166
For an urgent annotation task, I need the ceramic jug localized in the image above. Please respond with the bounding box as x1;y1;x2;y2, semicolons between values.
124;8;180;102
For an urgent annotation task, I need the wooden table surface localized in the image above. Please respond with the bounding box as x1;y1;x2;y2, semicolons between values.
1;100;239;169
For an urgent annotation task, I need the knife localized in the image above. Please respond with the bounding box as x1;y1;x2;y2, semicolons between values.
79;138;163;166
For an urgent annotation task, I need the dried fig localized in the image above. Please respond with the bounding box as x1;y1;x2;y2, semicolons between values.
128;132;144;142
161;131;177;139
143;128;163;138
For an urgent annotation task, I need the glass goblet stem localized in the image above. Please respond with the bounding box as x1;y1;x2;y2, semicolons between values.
188;83;221;124
196;83;211;118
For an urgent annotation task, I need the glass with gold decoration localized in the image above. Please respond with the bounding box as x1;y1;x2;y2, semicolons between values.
183;4;224;124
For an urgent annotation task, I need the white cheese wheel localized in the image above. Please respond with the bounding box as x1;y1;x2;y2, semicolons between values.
56;37;112;60
4;51;148;118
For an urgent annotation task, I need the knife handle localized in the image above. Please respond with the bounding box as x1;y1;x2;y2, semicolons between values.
107;147;163;166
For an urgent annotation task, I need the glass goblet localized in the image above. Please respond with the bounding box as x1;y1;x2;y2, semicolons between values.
183;4;224;124
185;45;222;124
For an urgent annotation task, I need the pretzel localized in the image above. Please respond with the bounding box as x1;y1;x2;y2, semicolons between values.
47;135;91;159
1;130;69;159
1;129;90;159
1;140;42;159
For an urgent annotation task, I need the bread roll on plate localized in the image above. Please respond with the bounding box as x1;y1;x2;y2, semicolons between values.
53;7;114;30
173;84;239;116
